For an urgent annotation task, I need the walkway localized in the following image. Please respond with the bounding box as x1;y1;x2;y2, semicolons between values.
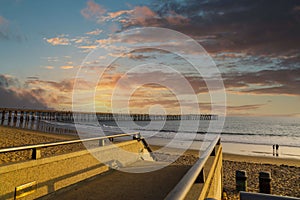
42;161;192;200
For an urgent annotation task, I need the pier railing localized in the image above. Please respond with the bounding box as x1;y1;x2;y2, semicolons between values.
0;132;141;160
165;136;222;200
0;108;218;122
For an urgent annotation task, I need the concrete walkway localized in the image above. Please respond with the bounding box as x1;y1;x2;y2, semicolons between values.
42;161;192;200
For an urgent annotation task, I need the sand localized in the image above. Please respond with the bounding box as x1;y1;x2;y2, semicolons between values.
0;126;84;164
223;158;300;199
151;145;300;199
0;126;299;199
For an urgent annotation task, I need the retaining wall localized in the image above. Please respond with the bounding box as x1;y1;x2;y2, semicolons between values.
0;140;149;200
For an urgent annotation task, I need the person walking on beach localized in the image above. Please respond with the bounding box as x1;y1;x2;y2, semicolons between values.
273;144;275;156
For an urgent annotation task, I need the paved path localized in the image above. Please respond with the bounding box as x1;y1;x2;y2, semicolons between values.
43;161;192;200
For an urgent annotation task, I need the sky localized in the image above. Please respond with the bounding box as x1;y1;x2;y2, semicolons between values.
0;0;299;117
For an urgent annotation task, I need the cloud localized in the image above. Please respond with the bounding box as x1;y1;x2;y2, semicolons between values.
107;10;132;19
78;45;97;49
71;36;89;44
45;36;70;46
164;12;190;26
227;104;265;111
26;76;39;80
81;0;106;20
86;29;103;35
126;6;158;26
0;87;48;109
150;0;300;55
60;65;74;70
117;6;189;27
0;74;48;109
42;56;59;62
223;68;300;96
44;66;54;69
0;74;20;88
26;78;93;93
80;1;189;28
44;34;94;49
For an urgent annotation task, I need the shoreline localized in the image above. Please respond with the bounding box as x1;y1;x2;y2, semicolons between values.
150;145;300;167
0;125;299;162
145;137;300;160
222;142;300;160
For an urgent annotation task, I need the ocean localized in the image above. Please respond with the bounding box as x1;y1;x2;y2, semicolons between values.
88;116;300;147
2;116;300;158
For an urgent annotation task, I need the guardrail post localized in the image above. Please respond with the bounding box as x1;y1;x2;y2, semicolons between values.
133;132;141;140
195;169;205;183
210;138;220;156
99;139;105;146
236;170;247;192
259;171;271;194
210;147;216;156
31;148;41;159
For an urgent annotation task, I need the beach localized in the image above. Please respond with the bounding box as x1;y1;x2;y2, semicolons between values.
0;126;83;164
0;126;299;199
151;145;300;199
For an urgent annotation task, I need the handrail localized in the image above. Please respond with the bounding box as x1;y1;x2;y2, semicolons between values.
165;136;221;200
0;132;141;153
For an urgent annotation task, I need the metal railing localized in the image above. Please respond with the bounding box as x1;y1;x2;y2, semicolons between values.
0;132;141;159
165;136;221;200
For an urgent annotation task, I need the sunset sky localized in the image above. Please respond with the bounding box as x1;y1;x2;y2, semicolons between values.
0;0;299;117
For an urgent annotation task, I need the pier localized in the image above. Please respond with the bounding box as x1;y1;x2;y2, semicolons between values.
0;108;218;125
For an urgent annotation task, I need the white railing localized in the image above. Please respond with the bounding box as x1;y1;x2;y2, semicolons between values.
165;136;221;200
0;132;141;159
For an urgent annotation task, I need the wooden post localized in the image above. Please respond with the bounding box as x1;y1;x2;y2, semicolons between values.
32;148;41;159
1;110;5;121
236;170;248;192
20;111;24;122
99;139;105;146
259;172;271;194
14;111;18;122
8;110;12;122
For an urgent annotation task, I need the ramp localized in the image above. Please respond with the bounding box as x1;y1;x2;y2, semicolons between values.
41;161;192;200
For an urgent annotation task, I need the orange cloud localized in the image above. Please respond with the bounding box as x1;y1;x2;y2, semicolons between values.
124;6;159;27
78;45;97;49
60;65;74;70
44;66;54;69
86;29;103;35
45;37;70;46
108;10;132;18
